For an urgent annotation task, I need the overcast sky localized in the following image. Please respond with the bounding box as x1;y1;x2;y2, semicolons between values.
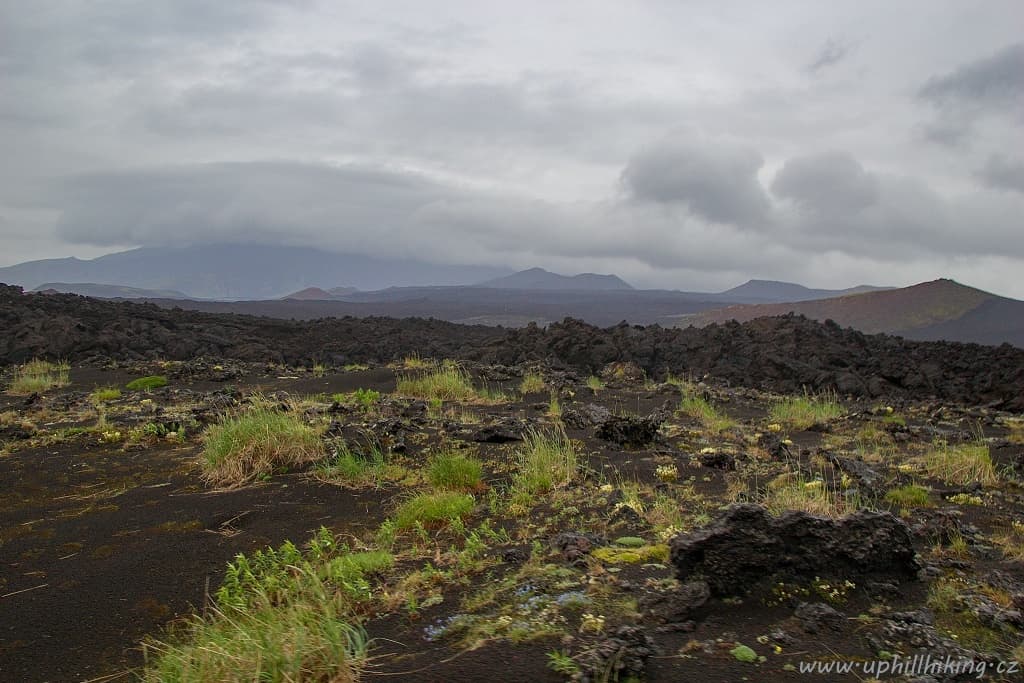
2;1;1022;295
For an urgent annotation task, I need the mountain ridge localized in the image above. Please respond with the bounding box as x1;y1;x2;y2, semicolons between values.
475;267;634;291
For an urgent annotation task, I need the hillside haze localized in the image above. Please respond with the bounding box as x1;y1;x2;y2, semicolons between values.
0;245;512;299
477;268;634;291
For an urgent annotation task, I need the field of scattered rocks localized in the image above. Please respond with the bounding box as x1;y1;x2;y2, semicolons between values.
2;348;1024;682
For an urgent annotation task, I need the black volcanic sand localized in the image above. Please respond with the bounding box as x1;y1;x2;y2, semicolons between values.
2;358;1024;682
2;284;1023;411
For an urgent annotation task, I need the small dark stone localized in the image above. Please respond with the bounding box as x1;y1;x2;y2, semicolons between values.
794;602;844;634
699;451;736;470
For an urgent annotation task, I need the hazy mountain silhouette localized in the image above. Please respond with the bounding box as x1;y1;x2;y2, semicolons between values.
476;267;634;291
0;244;512;299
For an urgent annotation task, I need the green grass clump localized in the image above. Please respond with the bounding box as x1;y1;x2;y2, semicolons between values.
762;473;859;518
343;363;370;372
519;372;546;394
201;405;324;486
547;394;562;419
396;365;478;402
885;484;933;509
393;491;475;530
7;359;70;394
769;392;843;430
678;394;734;433
920;440;998;486
141;600;365;683
401;354;432;369
585;375;604;393
143;527;377;683
126;375;168;391
90;386;122;404
427;451;484;492
314;442;406;488
512;426;578;496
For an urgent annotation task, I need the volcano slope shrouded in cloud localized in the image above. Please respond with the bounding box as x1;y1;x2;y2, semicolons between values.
0;245;511;300
681;279;1024;347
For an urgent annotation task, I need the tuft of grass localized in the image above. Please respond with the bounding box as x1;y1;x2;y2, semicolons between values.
1006;419;1024;444
585;375;605;393
547;393;562;419
126;375;169;391
427;451;484;492
393;491;475;530
396;365;478;402
315;442;405;488
141;599;366;683
90;386;122;404
343;363;370;372
678;394;734;433
7;359;70;394
201;405;324;486
885;484;933;509
511;426;578;497
312;363;327;377
143;527;377;683
993;521;1024;562
769;391;843;430
762;472;860;518
401;354;432;370
919;440;998;486
519;372;546;394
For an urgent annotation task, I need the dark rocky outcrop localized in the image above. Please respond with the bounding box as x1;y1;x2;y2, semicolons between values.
3;285;1023;409
669;504;920;596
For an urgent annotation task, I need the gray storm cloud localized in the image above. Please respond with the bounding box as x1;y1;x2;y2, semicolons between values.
771;152;879;213
621;138;771;226
1;2;1023;296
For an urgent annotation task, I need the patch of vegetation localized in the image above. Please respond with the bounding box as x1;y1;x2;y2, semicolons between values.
427;451;484;492
547;394;562;419
591;544;669;564
200;404;324;486
855;424;896;461
343;363;370;372
312;363;327;377
678;394;734;433
126;375;169;391
332;388;381;412
519;372;546;394
994;521;1024;562
143;527;378;682
397;365;478;402
401;353;432;369
919;440;998;486
731;643;759;663
315;441;406;488
511;427;579;498
393;491;475;530
585;375;604;393
762;472;860;518
769;391;843;430
7;359;70;394
547;649;580;676
1006;418;1024;444
927;577;1009;652
884;484;933;509
90;386;122;404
